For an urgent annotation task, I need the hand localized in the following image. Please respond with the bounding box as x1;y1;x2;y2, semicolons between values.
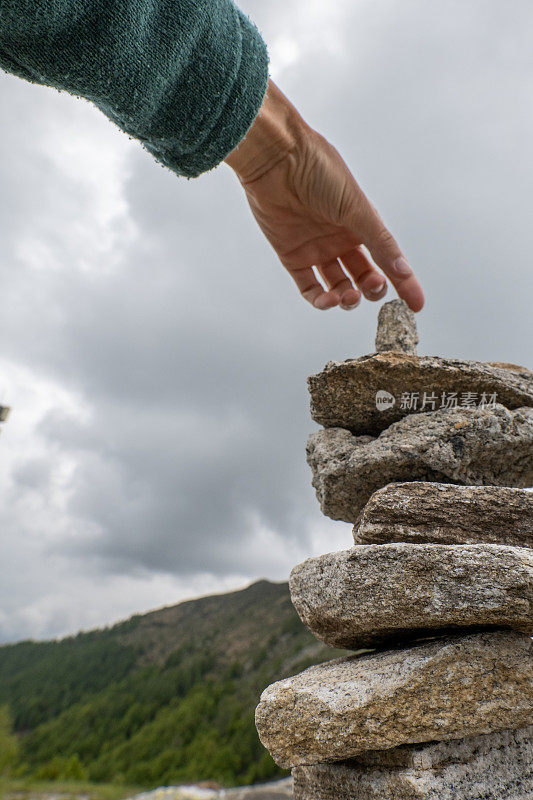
225;79;424;312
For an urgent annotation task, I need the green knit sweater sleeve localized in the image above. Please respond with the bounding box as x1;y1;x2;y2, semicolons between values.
0;0;269;178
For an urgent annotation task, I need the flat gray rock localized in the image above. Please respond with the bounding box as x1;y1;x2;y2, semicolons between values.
289;543;533;649
307;404;533;522
375;299;419;355
353;482;533;547
293;726;533;799
254;631;533;768
308;352;533;435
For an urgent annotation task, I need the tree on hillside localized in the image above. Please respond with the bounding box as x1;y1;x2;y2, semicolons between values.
0;704;19;775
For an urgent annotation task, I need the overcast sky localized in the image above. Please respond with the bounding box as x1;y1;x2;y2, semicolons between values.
0;0;532;643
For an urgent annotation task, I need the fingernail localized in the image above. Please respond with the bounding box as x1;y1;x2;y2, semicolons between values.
342;299;361;311
369;281;386;295
393;257;412;277
317;291;342;310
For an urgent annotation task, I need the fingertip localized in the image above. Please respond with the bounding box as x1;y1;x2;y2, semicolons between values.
364;280;388;302
402;283;425;313
410;294;425;313
314;290;341;310
339;288;361;310
340;297;362;311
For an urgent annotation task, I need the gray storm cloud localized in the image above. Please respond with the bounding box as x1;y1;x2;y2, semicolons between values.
0;0;531;641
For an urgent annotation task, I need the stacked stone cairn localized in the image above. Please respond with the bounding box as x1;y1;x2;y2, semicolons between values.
255;300;533;799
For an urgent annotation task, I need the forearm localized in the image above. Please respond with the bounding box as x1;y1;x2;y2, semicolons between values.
0;0;269;179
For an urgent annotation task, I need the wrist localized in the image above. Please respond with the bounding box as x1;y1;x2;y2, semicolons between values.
225;79;307;184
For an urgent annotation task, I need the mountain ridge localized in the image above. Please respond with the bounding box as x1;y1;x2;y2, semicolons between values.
0;579;348;788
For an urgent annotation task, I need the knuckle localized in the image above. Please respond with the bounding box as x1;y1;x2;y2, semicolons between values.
301;284;319;301
376;227;397;250
371;227;401;265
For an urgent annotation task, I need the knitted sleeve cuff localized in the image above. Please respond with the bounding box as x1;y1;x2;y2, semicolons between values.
0;0;270;181
141;6;270;180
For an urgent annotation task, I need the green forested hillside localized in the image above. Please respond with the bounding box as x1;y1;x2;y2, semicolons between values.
0;580;347;788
